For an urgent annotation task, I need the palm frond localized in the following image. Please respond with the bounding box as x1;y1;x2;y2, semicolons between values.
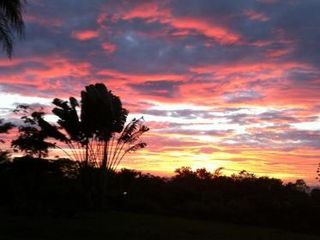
81;83;128;140
0;0;25;57
52;98;82;142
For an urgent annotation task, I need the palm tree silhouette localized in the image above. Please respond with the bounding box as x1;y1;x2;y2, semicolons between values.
41;84;148;207
0;0;25;57
50;83;149;171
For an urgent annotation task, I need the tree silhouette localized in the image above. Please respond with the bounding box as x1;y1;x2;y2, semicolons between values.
0;0;25;57
0;118;14;143
7;84;148;209
0;118;14;162
50;83;149;171
11;106;60;158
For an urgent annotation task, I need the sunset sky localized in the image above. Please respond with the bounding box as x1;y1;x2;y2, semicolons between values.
0;0;320;184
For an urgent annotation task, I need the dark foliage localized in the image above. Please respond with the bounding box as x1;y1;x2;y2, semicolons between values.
0;156;81;216
110;167;320;235
43;83;147;171
0;118;14;134
11;107;60;158
0;149;10;162
0;160;319;235
9;84;148;210
0;0;25;57
0;118;14;143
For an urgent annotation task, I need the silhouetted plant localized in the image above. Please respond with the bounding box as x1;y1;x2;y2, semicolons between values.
311;188;320;203
0;0;25;57
0;149;10;163
196;168;213;180
11;106;62;158
286;179;310;192
50;83;149;171
6;85;148;209
0;118;14;162
232;170;256;180
0;118;14;136
213;167;224;178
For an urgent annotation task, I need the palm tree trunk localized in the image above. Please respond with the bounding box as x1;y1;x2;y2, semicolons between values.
101;141;108;170
100;140;109;209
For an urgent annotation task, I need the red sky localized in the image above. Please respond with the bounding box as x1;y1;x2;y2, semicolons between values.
0;0;320;184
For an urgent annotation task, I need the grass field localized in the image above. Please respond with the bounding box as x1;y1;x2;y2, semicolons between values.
0;211;318;240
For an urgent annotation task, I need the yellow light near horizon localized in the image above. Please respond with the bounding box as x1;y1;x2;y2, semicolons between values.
46;138;318;185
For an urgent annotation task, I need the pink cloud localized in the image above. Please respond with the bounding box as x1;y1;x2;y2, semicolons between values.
72;30;99;40
101;42;117;53
121;2;240;44
244;10;269;22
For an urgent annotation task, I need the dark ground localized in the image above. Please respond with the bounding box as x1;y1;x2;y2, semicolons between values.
0;210;318;240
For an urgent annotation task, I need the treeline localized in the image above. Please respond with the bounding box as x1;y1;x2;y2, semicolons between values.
0;156;320;235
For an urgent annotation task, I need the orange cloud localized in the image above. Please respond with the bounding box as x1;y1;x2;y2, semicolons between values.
25;14;63;27
121;2;240;44
168;17;240;44
72;30;99;40
122;2;171;22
